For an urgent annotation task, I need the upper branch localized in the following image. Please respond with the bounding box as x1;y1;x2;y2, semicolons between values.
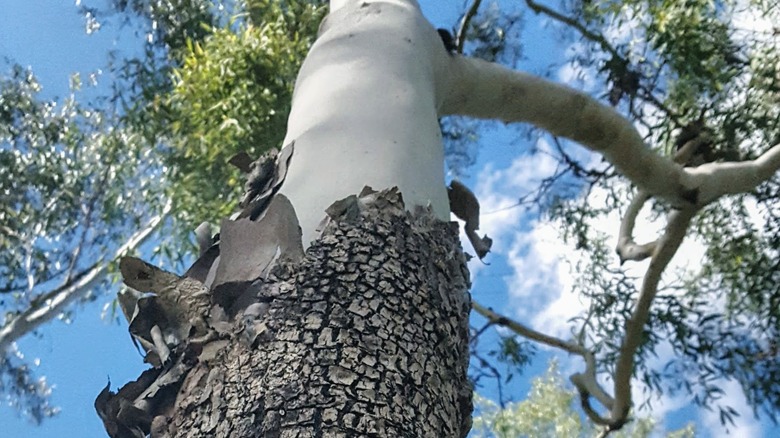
440;56;780;208
472;301;585;356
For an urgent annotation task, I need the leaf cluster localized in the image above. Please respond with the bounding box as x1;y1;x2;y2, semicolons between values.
164;1;324;225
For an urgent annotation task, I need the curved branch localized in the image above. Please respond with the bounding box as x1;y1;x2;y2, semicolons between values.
442;57;780;208
444;57;688;203
616;191;655;263
610;208;696;423
0;199;172;353
575;386;612;426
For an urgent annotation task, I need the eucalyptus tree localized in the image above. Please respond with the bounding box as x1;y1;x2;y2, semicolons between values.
95;0;779;436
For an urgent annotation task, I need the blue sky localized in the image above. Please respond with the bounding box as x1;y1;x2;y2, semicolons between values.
1;0;777;437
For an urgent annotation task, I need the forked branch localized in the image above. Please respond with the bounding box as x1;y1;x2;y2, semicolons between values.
616;137;711;263
611;208;696;423
471;301;615;425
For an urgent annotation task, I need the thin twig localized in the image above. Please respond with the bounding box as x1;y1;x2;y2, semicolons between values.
524;0;620;59
471;350;506;407
472;301;586;356
523;0;681;124
456;0;483;54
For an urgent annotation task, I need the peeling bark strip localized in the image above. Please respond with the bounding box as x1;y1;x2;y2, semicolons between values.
100;188;473;438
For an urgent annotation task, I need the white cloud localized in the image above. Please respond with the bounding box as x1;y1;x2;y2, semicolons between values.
505;220;581;333
464;138;562;278
467;138;594;337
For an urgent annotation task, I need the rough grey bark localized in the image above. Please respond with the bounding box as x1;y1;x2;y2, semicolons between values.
97;187;473;437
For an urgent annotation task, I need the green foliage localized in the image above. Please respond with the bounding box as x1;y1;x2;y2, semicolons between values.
84;0;325;232
670;197;780;419
646;0;740;95
165;3;323;224
472;361;695;438
87;0;221;144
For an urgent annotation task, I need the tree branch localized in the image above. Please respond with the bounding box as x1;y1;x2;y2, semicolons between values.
0;199;172;353
472;301;616;420
611;207;696;423
443;58;684;203
688;143;780;205
443;57;780;209
615;191;655;263
472;301;585;356
616;137;709;263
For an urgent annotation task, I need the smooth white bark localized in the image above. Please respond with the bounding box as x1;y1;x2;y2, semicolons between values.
441;55;780;207
440;56;683;201
284;0;780;247
280;0;452;246
616;191;655;263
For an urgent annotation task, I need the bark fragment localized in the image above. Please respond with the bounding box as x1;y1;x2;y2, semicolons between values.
448;180;492;259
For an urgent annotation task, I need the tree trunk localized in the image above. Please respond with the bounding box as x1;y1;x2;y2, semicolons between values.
96;188;473;437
